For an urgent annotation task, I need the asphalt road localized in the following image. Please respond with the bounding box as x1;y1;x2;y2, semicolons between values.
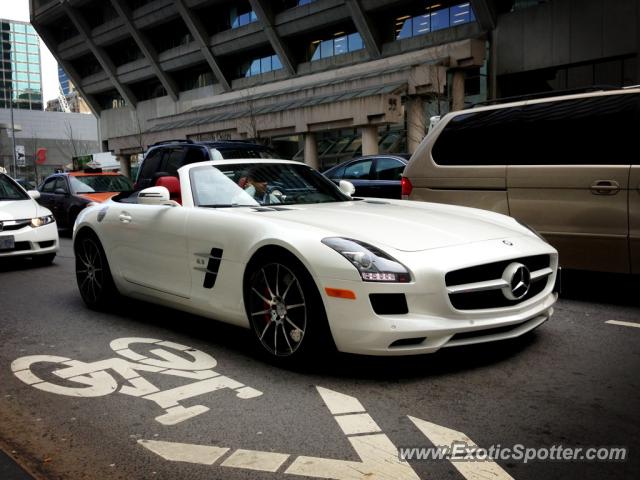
0;238;638;480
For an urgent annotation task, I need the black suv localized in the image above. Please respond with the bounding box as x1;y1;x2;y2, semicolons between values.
134;140;276;191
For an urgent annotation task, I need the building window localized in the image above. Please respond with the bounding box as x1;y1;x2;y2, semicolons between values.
310;32;364;61
395;2;475;40
244;54;283;77
231;6;258;29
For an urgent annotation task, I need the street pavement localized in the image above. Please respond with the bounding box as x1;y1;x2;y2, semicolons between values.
0;238;638;480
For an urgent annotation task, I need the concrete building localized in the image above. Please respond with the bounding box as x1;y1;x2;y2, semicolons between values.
30;0;639;170
0;108;100;182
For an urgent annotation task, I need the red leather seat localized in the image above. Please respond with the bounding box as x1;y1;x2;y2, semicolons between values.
155;176;182;205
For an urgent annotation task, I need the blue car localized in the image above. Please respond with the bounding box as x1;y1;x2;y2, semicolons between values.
322;155;409;199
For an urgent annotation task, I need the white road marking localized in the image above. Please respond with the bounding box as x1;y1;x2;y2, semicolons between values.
316;386;366;415
235;386;263;399
605;320;640;329
156;405;210;426
11;355;71;373
139;440;228;465
12;338;263;424
286;386;419;480
334;413;382;435
286;432;419;480
139;386;420;479
143;376;245;408
221;449;289;472
409;415;514;480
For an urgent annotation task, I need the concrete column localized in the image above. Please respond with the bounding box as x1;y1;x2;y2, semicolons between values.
406;96;426;154
451;70;466;111
118;154;132;179
304;133;319;170
361;126;379;156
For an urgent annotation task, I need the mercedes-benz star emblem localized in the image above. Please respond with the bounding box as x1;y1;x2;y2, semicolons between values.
501;262;531;301
502;240;513;246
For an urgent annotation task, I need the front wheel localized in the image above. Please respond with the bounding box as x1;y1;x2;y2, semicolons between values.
75;232;118;310
245;253;332;362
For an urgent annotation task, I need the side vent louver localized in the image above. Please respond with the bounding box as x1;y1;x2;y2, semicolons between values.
198;248;223;289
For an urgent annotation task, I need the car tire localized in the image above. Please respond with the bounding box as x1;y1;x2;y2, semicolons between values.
74;231;118;310
245;251;333;363
34;253;55;266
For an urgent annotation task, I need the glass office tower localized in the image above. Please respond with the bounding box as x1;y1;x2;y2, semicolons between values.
0;19;43;110
58;65;70;96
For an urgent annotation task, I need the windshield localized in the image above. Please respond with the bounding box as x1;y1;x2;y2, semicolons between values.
0;175;29;201
210;147;277;160
191;162;350;207
70;175;133;194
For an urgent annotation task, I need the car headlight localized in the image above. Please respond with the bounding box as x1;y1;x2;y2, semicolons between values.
516;219;547;243
31;215;55;228
322;237;411;283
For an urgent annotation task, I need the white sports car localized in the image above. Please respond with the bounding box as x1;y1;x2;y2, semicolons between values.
0;173;58;264
73;160;558;360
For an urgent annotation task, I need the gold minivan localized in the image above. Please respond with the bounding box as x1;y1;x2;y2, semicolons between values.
402;88;640;274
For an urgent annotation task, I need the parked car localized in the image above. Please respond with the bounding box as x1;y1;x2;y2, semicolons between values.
0;173;58;264
73;159;558;362
38;170;133;229
14;178;35;191
134;139;277;192
322;155;409;199
403;87;640;274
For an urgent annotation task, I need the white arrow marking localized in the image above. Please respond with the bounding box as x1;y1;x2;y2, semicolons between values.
605;320;640;329
285;386;419;480
139;439;228;465
408;415;514;480
139;386;421;479
221;449;290;472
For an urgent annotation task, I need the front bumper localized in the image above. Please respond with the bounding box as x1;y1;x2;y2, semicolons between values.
0;222;59;258
318;236;558;356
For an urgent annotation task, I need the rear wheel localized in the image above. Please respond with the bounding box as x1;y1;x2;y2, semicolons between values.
74;232;118;310
245;252;331;362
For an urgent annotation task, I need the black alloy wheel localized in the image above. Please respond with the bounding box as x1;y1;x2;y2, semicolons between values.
246;253;331;361
75;232;117;309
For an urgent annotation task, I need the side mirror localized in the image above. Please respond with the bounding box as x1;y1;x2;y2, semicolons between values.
28;190;41;200
54;188;67;196
338;180;356;197
138;186;180;206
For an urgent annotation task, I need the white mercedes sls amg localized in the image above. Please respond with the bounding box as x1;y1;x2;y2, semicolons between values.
73;160;559;360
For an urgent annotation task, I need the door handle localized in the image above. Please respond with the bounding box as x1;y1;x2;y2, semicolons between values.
119;212;132;224
590;180;620;195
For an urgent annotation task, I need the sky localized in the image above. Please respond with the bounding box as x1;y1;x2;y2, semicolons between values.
0;0;59;104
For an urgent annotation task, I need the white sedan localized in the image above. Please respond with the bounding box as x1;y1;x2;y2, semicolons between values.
0;173;58;264
73;160;558;360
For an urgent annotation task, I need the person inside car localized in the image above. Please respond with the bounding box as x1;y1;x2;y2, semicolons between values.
244;167;281;205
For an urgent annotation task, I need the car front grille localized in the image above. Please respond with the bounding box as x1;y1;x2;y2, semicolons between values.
0;219;31;232
445;255;552;310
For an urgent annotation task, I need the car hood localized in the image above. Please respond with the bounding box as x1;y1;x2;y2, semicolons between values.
0;199;38;220
77;192;120;203
254;200;527;252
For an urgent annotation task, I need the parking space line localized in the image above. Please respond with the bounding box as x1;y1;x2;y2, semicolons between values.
605;320;640;329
